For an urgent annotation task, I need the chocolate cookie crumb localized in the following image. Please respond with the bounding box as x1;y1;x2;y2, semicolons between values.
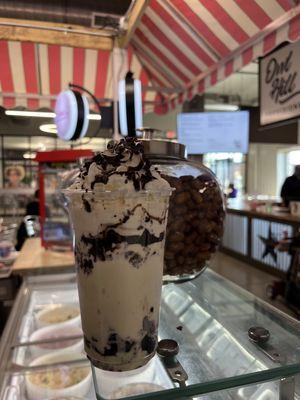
125;251;143;268
141;334;156;354
83;198;91;213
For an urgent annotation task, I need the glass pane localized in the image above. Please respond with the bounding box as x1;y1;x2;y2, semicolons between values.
3;271;300;399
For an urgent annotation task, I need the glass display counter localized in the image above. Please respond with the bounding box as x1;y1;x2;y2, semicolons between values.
0;269;300;399
0;188;34;222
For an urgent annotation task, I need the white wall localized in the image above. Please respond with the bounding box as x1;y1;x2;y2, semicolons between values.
143;105;182;132
247;143;297;196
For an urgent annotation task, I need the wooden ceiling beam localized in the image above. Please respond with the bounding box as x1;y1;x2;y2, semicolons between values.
118;0;149;48
0;17;114;50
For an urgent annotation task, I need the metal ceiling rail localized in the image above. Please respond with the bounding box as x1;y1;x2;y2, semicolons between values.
0;92;163;105
0;20;116;37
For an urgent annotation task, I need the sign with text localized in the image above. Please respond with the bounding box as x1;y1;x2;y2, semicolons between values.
260;41;300;125
177;111;249;154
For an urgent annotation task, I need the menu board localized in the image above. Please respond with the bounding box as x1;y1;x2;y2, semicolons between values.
177;111;249;154
260;41;300;125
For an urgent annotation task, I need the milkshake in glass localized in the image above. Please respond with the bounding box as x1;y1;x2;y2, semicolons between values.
65;138;171;371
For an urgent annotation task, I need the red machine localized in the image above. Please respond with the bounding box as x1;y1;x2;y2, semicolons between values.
35;149;93;248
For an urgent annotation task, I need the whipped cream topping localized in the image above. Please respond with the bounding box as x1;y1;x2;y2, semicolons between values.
71;137;169;192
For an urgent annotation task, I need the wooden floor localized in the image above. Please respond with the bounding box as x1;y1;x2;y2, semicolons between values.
210;251;295;318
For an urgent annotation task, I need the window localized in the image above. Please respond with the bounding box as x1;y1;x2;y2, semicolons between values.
203;152;246;196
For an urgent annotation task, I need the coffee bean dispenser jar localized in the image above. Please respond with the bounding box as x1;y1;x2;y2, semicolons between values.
141;134;225;280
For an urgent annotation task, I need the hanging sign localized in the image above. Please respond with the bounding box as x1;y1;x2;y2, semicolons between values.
260;41;300;125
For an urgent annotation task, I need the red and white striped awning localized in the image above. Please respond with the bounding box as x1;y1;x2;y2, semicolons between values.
0;0;300;114
132;0;300;112
0;42;157;112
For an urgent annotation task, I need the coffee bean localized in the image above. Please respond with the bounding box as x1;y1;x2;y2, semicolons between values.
165;259;177;269
187;199;196;209
190;218;200;228
188;230;198;243
180;175;194;183
182;243;195;255
173;205;188;216
165;251;175;260
191;179;205;190
175;192;190;205
178;256;185;265
169;231;185;243
186;257;196;265
168;242;184;252
198;243;211;252
169;219;184;231
191;190;203;204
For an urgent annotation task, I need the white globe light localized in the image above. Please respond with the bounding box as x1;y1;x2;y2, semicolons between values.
55;90;89;141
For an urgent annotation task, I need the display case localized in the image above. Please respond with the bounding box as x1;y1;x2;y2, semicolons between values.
35;150;93;249
0;188;34;221
1;269;300;399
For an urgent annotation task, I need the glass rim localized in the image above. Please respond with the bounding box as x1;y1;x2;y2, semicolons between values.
61;188;174;199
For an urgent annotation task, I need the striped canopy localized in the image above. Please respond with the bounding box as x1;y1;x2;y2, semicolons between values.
0;42;156;111
0;0;300;113
132;0;300;111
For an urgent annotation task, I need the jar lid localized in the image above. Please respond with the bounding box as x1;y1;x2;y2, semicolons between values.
140;139;186;158
136;127;185;158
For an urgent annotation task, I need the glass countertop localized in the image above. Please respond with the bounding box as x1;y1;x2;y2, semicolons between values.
93;268;300;399
1;269;300;399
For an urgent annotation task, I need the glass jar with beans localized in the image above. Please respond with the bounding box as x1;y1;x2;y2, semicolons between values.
141;136;225;281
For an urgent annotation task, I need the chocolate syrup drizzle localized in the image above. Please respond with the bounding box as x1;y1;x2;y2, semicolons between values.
81;229;164;263
75;202;167;272
79;137;156;191
85;333;134;357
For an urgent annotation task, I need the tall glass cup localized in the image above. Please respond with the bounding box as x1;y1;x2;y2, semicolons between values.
65;188;171;371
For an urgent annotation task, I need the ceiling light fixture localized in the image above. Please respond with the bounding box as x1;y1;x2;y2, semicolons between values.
204;104;239;112
88;114;102;120
39;124;58;134
6;110;56;118
5;110;101;120
23;151;36;159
